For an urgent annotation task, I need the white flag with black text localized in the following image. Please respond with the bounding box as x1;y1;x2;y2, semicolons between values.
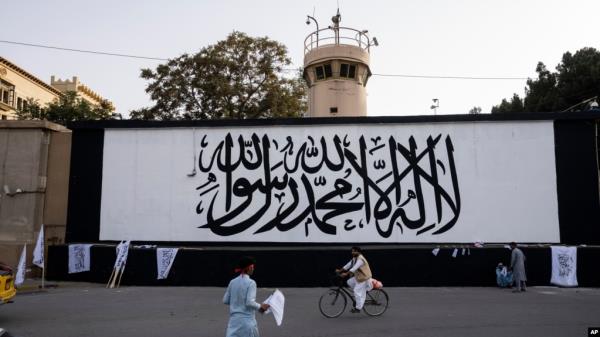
15;245;27;286
550;246;578;287
156;248;178;280
32;225;44;268
114;240;131;271
68;244;93;274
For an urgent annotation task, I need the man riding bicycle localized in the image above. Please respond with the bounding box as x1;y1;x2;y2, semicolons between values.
335;246;373;313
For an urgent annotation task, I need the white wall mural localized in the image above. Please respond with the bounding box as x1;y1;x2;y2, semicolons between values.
99;121;560;243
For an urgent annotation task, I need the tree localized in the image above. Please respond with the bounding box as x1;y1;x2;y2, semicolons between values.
468;106;482;114
16;91;116;125
492;47;600;113
491;94;524;114
130;31;307;120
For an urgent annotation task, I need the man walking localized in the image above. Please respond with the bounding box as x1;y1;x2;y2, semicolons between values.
223;256;270;337
509;242;527;292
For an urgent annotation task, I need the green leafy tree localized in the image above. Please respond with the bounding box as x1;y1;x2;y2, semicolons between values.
130;31;307;120
491;94;524;113
492;47;600;113
16;91;116;124
468;106;482;114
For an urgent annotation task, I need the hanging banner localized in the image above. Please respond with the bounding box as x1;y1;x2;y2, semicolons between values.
15;245;26;286
32;225;44;268
68;244;93;274
550;246;578;287
156;248;179;280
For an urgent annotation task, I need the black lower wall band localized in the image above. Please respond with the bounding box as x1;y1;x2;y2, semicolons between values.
47;246;600;287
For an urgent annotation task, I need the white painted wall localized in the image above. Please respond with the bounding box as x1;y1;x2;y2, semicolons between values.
100;121;559;243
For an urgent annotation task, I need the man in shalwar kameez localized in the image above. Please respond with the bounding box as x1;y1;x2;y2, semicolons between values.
223;256;270;337
509;242;527;292
336;246;373;313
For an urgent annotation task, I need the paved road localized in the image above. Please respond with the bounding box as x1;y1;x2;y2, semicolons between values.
1;283;599;337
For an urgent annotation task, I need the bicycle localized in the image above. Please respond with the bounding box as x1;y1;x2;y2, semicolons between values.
318;273;389;318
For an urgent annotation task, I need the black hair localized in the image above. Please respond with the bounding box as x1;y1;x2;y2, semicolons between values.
237;256;256;269
351;246;362;253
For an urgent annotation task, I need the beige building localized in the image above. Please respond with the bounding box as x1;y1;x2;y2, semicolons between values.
50;75;109;107
0;56;112;120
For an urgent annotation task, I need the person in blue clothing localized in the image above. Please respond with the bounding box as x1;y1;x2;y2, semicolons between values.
495;262;513;288
223;256;270;337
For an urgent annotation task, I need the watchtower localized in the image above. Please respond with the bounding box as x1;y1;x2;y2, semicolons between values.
303;10;378;117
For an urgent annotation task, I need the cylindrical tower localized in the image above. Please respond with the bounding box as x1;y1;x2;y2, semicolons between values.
303;11;377;117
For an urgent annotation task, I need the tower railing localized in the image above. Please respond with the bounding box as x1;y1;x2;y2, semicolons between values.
304;27;374;55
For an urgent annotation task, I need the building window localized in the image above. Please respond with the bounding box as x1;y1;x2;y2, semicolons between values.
0;79;15;106
17;97;23;111
330;107;338;114
1;114;7;120
315;63;333;80
340;63;356;79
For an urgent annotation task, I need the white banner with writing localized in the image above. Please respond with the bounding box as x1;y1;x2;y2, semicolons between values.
113;240;131;270
68;244;93;274
550;246;578;287
15;245;26;286
156;248;178;280
100;121;559;243
32;225;44;268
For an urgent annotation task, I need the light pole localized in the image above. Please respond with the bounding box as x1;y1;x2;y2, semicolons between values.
430;98;439;115
306;15;319;47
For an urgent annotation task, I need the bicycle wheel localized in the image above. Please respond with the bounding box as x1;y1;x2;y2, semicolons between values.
363;289;389;316
319;289;347;318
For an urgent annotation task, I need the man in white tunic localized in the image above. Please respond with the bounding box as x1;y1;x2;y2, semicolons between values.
509;242;527;292
223;257;270;337
336;246;373;313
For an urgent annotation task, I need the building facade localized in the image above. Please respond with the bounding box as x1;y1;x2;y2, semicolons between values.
0;57;112;120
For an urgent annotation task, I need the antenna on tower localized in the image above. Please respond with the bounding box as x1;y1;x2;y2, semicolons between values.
331;7;341;44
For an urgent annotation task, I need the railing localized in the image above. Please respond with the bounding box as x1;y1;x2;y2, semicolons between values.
304;27;374;55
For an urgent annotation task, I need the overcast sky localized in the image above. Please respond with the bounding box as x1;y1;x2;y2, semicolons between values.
2;0;599;117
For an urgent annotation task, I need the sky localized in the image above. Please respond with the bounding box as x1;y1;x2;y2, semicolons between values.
2;0;599;117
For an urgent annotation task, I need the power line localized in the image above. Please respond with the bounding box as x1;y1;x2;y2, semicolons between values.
1;39;530;80
0;39;169;61
372;73;528;80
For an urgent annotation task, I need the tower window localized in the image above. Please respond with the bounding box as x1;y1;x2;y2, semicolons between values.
330;107;338;114
315;66;324;80
315;63;333;80
324;64;332;78
340;63;356;79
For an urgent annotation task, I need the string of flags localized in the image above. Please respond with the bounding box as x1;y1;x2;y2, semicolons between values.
429;243;579;287
67;242;180;283
11;236;577;288
431;246;470;257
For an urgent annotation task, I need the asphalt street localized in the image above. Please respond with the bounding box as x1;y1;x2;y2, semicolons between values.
1;283;599;337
